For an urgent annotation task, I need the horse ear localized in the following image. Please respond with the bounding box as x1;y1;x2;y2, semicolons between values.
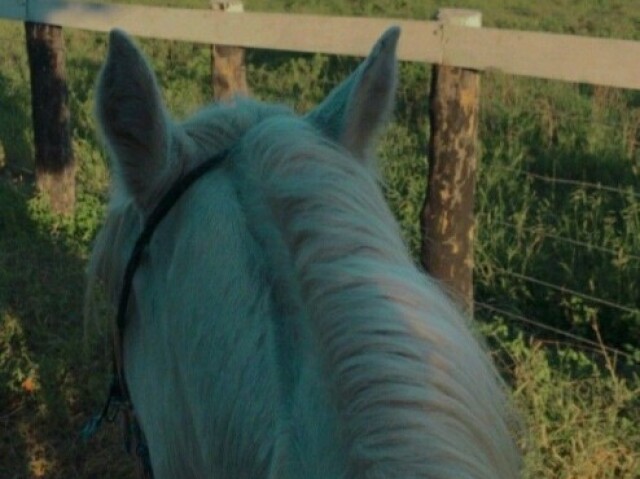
96;29;175;208
307;27;399;161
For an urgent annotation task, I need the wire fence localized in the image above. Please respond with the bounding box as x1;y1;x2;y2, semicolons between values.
473;79;639;360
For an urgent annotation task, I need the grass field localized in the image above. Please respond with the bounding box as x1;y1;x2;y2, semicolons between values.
1;0;639;477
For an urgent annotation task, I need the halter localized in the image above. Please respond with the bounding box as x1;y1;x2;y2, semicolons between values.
83;149;230;478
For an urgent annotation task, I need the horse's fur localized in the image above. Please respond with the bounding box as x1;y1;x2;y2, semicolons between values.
87;27;521;478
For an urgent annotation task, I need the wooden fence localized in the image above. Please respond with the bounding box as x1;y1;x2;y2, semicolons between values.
4;1;639;89
1;0;639;310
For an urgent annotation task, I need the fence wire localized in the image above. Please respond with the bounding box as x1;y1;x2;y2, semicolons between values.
522;171;640;198
487;164;640;199
491;267;638;315
475;301;634;360
493;220;640;262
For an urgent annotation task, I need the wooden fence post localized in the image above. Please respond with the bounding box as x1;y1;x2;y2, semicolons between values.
25;21;75;215
420;9;482;313
211;1;248;101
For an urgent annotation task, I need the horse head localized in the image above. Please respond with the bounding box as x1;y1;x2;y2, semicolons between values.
87;26;521;479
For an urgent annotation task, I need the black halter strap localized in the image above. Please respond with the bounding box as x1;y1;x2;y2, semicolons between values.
117;149;231;338
83;149;229;478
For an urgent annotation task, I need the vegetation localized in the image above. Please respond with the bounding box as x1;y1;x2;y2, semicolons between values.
1;0;638;477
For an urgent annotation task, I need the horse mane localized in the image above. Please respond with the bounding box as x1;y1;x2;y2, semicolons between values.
228;115;521;478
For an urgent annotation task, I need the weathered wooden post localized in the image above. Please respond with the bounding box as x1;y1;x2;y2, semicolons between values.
25;22;75;215
421;9;482;313
211;1;248;101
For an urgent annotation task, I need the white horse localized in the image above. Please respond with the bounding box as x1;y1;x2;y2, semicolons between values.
87;27;521;478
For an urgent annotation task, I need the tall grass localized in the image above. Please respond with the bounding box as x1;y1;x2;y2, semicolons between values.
0;1;639;477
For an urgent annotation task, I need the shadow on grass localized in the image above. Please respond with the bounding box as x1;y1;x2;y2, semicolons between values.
0;73;33;173
0;182;134;478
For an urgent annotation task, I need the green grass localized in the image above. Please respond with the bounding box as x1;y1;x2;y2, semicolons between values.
1;0;639;477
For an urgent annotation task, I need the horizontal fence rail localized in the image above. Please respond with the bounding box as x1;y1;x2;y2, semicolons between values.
0;0;639;90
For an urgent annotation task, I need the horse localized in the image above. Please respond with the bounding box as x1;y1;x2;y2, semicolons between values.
86;26;521;479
